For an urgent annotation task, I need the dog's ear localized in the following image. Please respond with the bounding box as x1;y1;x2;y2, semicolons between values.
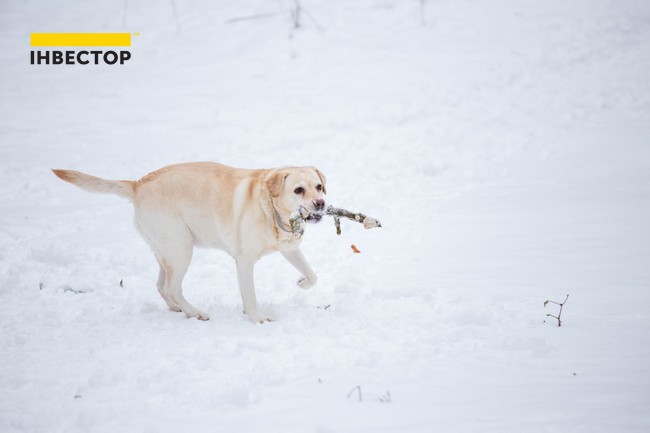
314;168;327;194
266;170;288;198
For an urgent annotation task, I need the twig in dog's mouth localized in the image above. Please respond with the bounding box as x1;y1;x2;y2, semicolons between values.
290;205;381;237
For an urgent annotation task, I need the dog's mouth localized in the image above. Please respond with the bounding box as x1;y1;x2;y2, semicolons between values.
295;205;325;224
305;212;324;223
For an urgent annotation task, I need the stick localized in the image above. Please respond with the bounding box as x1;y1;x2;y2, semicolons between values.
289;205;382;238
347;385;362;402
544;294;569;327
333;215;341;235
325;205;382;231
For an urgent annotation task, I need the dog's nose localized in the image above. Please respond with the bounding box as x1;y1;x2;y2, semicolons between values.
313;198;325;211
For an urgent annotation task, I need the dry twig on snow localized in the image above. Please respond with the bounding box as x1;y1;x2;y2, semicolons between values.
544;294;569;327
347;385;363;402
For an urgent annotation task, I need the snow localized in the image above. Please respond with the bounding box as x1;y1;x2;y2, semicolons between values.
2;0;650;432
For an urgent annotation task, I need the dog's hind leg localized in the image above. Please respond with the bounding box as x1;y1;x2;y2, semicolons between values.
157;241;209;321
154;255;181;312
136;213;209;321
135;217;187;314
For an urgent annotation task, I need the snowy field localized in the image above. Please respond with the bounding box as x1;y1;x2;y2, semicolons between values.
2;0;650;432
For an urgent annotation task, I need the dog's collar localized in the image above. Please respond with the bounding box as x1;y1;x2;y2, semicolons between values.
270;199;294;234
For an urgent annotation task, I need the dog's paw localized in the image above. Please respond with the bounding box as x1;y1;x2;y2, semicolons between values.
297;275;317;290
246;311;274;324
183;307;210;321
195;311;210;321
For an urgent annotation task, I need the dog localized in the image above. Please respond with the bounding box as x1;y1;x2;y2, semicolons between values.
52;162;327;323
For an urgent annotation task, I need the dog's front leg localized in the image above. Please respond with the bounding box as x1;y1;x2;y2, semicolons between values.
281;248;318;290
235;257;272;324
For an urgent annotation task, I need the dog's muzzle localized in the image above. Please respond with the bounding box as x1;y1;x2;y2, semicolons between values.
305;199;326;222
305;212;324;223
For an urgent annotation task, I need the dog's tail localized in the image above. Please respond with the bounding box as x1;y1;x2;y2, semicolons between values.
51;169;135;201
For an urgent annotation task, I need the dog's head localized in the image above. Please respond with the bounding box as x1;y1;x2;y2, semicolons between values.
266;166;327;221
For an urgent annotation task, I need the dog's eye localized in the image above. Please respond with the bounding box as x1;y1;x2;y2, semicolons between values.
294;187;304;195
316;184;323;192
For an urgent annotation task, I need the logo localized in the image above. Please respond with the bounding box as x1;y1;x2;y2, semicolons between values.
30;33;135;65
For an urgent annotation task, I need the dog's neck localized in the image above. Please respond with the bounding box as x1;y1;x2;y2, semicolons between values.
262;192;300;241
270;199;293;234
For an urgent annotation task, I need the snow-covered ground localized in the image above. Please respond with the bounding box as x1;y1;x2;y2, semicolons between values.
2;1;650;431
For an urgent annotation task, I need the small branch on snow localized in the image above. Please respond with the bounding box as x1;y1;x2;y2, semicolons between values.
379;390;391;403
347;385;362;402
544;294;569;327
290;0;302;29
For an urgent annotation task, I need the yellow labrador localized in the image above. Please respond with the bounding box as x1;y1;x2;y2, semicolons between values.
52;162;327;323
